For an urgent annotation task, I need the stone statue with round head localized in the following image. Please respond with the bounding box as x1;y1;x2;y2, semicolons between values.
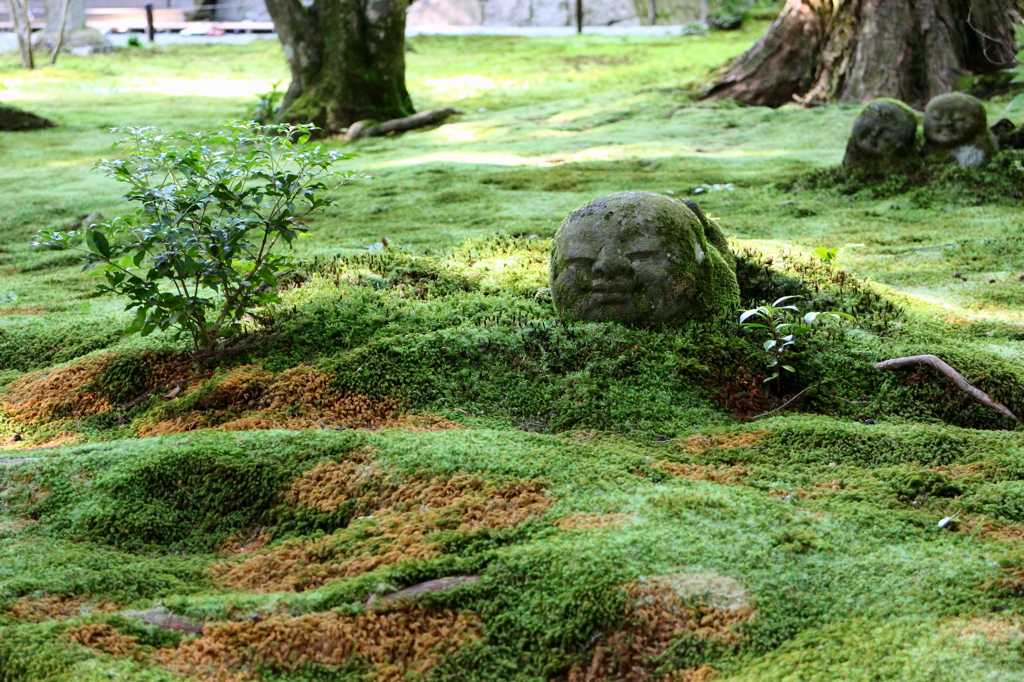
842;98;920;174
922;92;998;167
550;191;739;326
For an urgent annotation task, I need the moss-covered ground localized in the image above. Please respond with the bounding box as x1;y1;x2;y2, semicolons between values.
2;26;1024;681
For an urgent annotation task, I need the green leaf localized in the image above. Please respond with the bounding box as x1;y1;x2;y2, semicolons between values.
85;229;110;258
739;309;762;323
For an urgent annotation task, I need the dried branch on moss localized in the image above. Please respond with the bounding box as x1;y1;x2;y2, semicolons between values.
874;355;1022;425
344;108;462;142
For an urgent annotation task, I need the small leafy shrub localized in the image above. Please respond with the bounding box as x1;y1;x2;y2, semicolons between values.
35;122;357;351
250;80;283;126
125;34;143;48
740;296;853;382
735;247;904;335
812;246;843;264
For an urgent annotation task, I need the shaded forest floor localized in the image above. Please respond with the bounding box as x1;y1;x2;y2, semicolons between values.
1;28;1024;682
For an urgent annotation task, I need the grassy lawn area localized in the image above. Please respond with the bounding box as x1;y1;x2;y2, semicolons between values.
1;27;1024;682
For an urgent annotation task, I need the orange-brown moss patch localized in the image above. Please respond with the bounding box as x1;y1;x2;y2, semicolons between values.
218;527;271;556
139;365;462;437
213;458;550;592
139;412;212;437
64;623;143;659
680;431;764;456
963;517;1024;543
565;576;753;682
385;412;466;431
554;513;633;531
936;461;1004;481
1;354;115;423
30;431;82;449
0;306;45;315
282;446;380;513
0;518;36;534
656;462;752;485
986;563;1024;596
950;617;1023;642
5;595;117;622
155;604;481;682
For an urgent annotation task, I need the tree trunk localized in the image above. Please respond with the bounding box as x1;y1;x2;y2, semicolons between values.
44;0;85;31
9;0;35;69
700;0;1021;109
265;0;414;134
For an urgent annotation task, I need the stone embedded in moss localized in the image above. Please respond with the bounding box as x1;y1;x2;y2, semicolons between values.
842;98;920;174
923;92;998;168
549;191;739;326
0;103;56;132
32;27;112;55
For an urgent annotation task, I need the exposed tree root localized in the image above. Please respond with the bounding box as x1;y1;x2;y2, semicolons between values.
874;355;1022;425
344;108;462;142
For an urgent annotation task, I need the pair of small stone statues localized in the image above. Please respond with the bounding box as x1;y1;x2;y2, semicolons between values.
844;92;999;172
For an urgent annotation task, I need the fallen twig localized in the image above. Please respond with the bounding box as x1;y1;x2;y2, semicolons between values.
344;108;462;142
874;355;1022;425
746;380;831;422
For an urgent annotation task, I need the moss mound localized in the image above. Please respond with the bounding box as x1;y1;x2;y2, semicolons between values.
781;149;1024;206
2;422;1024;680
3;238;1024;451
0;103;55;132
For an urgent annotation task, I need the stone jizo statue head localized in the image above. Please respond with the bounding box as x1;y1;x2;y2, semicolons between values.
922;92;997;167
550;191;739;326
843;99;919;173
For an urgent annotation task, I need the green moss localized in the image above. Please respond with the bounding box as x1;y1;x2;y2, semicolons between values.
3;28;1024;682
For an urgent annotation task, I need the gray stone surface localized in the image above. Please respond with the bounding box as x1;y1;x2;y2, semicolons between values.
33;27;113;54
842;98;920;174
550;191;739;326
365;575;480;607
923;92;998;168
119;607;205;634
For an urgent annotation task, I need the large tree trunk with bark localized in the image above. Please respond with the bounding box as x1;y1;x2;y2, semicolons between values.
265;0;414;134
701;0;1021;109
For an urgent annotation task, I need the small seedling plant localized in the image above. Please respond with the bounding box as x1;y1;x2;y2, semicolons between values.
36;122;357;352
740;296;854;382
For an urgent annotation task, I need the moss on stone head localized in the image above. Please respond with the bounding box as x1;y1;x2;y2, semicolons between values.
549;191;739;326
843;98;920;175
923;93;998;168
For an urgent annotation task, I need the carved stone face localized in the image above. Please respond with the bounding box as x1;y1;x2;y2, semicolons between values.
850;100;917;157
550;191;739;326
554;215;680;324
924;93;986;148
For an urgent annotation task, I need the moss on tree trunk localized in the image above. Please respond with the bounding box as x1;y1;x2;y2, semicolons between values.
265;0;414;134
701;0;1021;108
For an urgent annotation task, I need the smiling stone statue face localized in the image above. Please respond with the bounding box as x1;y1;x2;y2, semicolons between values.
923;92;997;167
550;191;739;326
843;99;919;173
